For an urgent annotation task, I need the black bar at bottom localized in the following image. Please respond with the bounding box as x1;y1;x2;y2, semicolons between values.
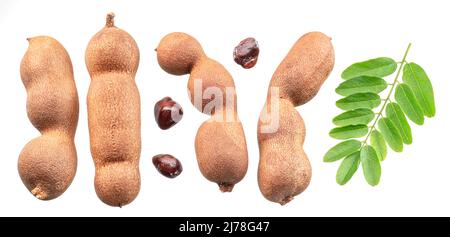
0;217;447;236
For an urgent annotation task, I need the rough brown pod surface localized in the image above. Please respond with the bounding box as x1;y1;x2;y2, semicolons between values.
156;32;248;192
85;13;141;207
19;36;79;200
270;32;335;106
258;32;334;205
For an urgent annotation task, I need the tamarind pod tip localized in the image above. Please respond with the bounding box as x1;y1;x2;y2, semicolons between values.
31;186;48;200
106;12;115;27
218;183;234;192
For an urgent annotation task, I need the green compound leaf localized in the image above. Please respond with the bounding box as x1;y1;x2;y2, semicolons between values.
332;109;375;126
361;145;382;186
378;117;403;152
336;151;361;185
336;93;381;110
403;63;435;117
395;83;424;125
324;140;362;162
329;125;368;140
370;130;387;161
341;57;397;80
327;45;437;187
386;102;412;144
336;76;388;96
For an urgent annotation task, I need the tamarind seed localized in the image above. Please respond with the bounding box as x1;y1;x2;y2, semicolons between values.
154;97;183;130
152;154;183;178
233;37;259;69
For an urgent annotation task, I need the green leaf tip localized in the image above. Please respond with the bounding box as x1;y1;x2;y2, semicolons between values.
329;125;368;140
361;145;381;186
336;76;388;96
402;62;435;117
378;118;403;152
341;57;397;80
395;83;424;125
324;140;361;162
332;109;375;126
336;151;361;185
336;93;381;111
386;102;412;144
370;130;387;161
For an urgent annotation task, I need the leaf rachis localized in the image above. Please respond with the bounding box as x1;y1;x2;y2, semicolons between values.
362;43;412;146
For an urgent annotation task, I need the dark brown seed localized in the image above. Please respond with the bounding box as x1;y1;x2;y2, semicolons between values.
154;97;183;130
152;154;183;178
233;37;259;69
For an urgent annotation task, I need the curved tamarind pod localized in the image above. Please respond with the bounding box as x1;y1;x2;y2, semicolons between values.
19;36;79;200
157;32;248;192
258;32;334;205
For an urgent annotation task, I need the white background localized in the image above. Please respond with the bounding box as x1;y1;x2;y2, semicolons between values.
0;0;449;217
